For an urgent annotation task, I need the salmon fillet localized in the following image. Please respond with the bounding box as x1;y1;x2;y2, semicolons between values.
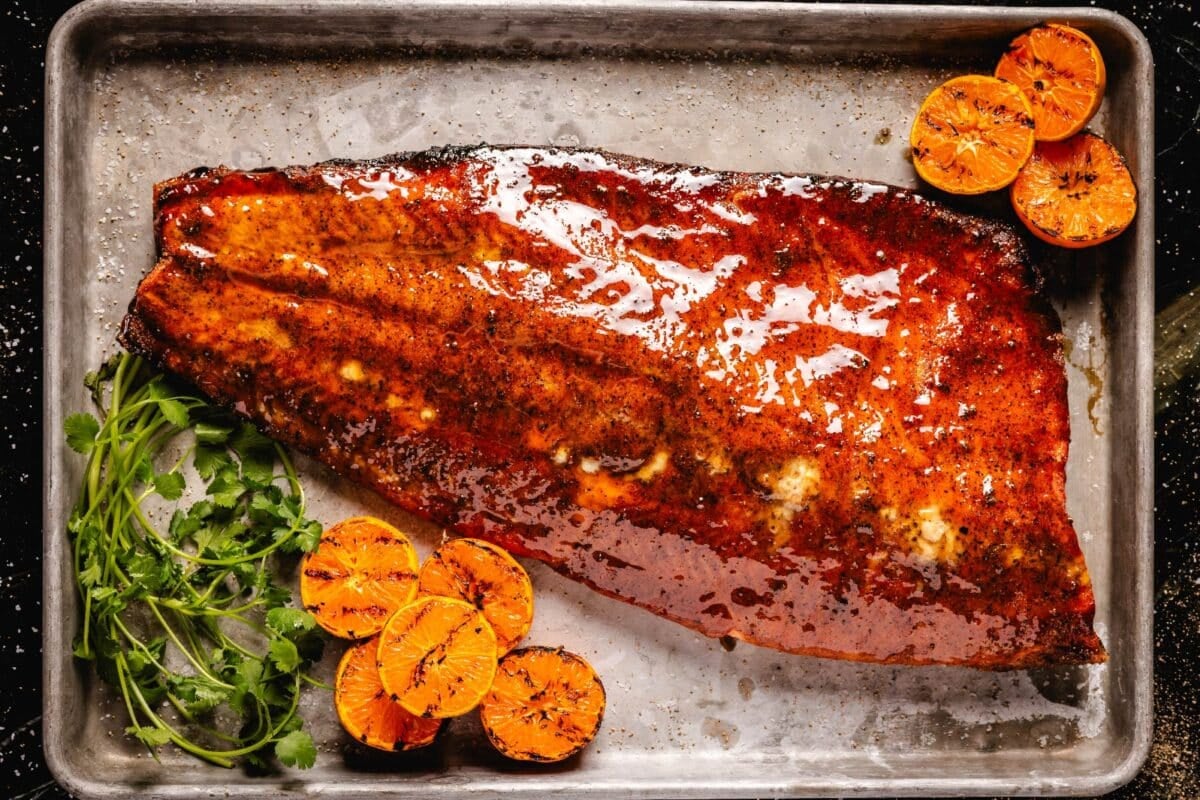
120;145;1104;668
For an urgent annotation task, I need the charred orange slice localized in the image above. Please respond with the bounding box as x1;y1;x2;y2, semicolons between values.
1010;132;1136;248
376;596;497;719
300;516;419;639
995;23;1106;142
334;638;443;751
418;538;534;655
479;647;606;763
910;74;1036;194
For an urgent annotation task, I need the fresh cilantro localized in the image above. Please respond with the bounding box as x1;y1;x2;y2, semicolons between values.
77;560;102;588
126;638;166;679
274;731;316;769
268;637;302;673
147;379;191;428
153;471;186;500
160;397;192;428
193;444;232;480
127;725;173;747
286;520;323;554
266;608;317;638
230;423;274;460
169;675;231;715
194;421;234;445
84;354;121;406
207;468;246;509
132;454;154;485
65;413;100;454
257;580;293;609
64;353;324;769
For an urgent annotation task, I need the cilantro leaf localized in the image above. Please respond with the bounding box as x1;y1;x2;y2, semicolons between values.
274;730;316;769
77;560;102;588
294;520;323;553
124;552;177;593
129;453;153;485
278;714;304;735
126;725;173;747
72;636;94;660
230;423;274;460
241;453;275;486
249;491;286;526
93;636;121;684
266;608;317;639
268;637;301;673
147;379;190;427
276;517;322;554
65;413;100;454
169;502;212;544
170;676;231;715
193;444;233;480
257;581;292;609
229;657;265;715
125;638;165;681
194;421;233;445
158;398;190;428
153;471;186;500
207;468;246;508
84;354;121;406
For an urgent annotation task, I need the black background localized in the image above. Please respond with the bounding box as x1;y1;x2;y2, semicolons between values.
3;1;1197;797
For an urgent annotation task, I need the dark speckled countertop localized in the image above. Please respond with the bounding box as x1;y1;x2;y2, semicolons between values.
4;1;1198;798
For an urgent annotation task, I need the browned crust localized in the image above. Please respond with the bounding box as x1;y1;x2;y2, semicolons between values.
122;145;1103;669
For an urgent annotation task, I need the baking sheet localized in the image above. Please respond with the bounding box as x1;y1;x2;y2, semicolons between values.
43;1;1154;796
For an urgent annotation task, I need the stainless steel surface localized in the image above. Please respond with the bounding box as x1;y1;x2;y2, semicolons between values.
43;1;1155;797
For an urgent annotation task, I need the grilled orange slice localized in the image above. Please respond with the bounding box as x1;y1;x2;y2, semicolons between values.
910;74;1036;194
479;647;606;763
376;596;498;719
995;23;1106;142
418;538;534;655
334;638;443;751
1010;132;1136;248
300;516;419;639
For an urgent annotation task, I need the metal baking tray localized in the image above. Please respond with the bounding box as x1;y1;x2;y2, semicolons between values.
43;1;1154;796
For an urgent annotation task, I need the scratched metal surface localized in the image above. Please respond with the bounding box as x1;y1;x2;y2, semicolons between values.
41;1;1153;797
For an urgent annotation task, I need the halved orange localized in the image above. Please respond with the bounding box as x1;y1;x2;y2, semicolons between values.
479;646;606;763
995;23;1106;142
1010;132;1136;248
910;74;1036;195
334;638;443;751
418;538;534;655
376;596;498;719
300;516;419;639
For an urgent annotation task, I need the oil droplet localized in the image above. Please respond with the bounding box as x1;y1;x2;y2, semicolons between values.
701;717;741;749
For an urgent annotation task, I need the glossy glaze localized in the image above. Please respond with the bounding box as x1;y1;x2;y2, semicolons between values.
122;145;1103;668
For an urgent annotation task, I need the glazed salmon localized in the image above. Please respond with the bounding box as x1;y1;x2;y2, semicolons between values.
120;145;1104;668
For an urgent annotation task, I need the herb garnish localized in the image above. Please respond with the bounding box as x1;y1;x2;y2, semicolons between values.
66;352;325;769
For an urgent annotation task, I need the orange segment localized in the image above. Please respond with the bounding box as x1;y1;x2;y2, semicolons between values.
995;24;1106;142
479;647;606;763
334;638;443;751
376;596;498;719
1010;132;1136;248
910;74;1035;195
300;516;419;639
418;538;534;655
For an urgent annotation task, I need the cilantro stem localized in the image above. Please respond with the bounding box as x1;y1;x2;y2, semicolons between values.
145;599;233;689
